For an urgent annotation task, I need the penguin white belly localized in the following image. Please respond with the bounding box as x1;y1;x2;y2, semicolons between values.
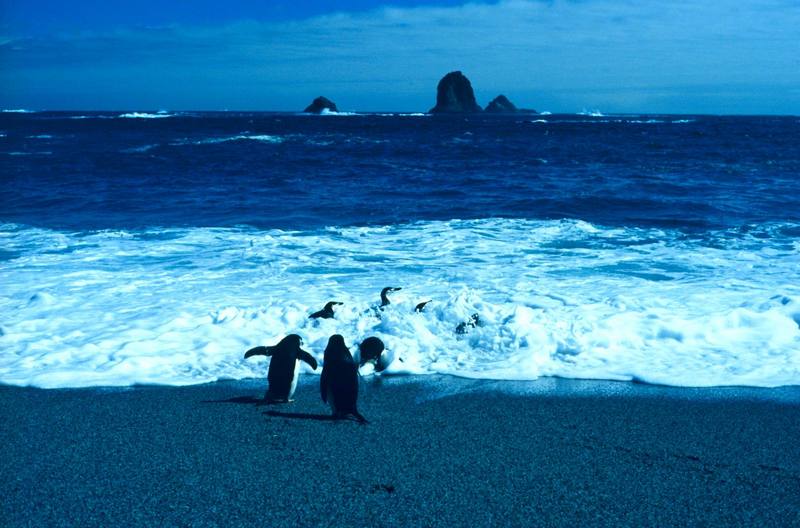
288;359;301;400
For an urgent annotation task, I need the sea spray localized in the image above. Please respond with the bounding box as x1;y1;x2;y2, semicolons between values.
1;219;798;388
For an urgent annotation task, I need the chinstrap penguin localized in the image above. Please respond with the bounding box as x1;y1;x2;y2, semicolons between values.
309;301;343;319
320;334;367;423
357;336;395;373
244;334;317;403
455;313;482;335
380;287;402;307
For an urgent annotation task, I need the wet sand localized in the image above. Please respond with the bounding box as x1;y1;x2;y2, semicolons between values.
1;376;799;527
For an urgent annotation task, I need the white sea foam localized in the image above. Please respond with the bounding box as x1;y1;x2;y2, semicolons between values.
317;109;359;116
174;134;284;146
27;134;54;139
118;112;174;119
1;219;798;389
541;118;695;125
374;113;429;117
121;144;159;153
2;109;34;113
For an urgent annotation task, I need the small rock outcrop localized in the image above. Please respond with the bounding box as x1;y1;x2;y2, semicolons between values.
429;71;482;113
304;96;338;113
485;95;518;113
485;95;537;113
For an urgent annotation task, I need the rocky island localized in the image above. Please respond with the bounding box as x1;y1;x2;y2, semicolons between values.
429;72;537;114
429;71;482;113
485;95;517;113
303;96;338;113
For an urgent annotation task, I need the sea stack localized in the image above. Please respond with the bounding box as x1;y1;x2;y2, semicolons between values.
429;71;482;113
484;95;518;113
485;95;537;114
304;96;338;114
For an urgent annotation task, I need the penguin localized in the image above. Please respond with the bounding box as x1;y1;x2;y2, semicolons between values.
414;300;431;313
244;334;318;403
309;301;343;319
357;336;395;373
455;313;481;335
380;287;402;307
320;334;367;423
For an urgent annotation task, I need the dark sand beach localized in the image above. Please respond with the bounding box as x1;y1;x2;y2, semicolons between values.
2;376;799;527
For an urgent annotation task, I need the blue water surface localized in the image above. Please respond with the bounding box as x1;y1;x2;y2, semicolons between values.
2;112;798;232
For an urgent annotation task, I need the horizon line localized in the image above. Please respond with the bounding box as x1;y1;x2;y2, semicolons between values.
3;108;798;118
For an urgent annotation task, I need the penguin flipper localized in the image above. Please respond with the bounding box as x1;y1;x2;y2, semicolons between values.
298;349;318;370
244;346;272;359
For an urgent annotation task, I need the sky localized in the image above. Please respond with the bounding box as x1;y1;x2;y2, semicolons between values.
1;0;798;114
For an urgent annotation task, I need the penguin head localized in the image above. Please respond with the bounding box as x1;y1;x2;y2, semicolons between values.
380;286;402;307
324;334;352;363
279;334;303;349
358;336;385;365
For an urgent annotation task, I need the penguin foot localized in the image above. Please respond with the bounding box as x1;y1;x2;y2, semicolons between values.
333;411;369;424
265;397;292;404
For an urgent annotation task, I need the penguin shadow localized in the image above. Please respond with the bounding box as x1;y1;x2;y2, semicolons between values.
201;399;365;423
263;410;337;422
201;396;278;407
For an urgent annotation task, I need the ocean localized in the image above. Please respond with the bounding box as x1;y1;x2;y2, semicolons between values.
1;110;799;388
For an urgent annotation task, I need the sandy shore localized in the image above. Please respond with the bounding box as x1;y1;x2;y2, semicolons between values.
1;375;799;527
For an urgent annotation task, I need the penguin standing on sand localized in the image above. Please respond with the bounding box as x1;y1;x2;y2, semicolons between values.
320;335;367;423
309;301;343;319
244;334;317;403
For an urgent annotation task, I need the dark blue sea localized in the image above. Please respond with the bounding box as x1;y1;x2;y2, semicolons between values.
1;110;799;388
3;111;800;231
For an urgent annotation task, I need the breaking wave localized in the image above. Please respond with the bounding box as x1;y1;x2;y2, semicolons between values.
1;219;798;389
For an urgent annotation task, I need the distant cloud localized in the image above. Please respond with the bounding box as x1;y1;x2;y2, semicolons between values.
2;0;799;113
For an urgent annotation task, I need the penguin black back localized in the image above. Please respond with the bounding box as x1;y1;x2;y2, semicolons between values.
244;334;317;403
309;301;343;319
358;336;385;366
320;334;366;423
358;336;395;373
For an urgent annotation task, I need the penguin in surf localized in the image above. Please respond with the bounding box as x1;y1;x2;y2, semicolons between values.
357;336;396;373
309;301;343;319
